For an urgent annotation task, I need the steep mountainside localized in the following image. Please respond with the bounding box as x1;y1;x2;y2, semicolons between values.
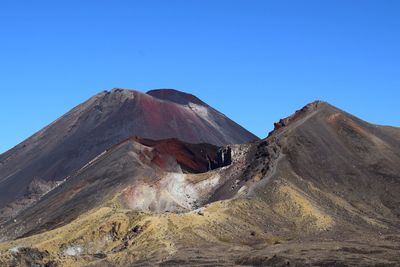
0;89;257;210
0;98;399;267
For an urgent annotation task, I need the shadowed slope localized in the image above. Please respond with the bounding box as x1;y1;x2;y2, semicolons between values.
147;89;206;105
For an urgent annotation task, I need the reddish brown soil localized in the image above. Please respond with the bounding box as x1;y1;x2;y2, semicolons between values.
135;137;218;173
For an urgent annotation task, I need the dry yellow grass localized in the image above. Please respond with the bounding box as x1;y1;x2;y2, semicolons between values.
273;182;333;230
0;182;336;266
0;200;235;266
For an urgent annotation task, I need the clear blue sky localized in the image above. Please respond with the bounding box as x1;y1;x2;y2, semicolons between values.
1;0;399;153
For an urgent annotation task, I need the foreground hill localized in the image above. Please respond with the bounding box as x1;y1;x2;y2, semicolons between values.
0;98;399;266
0;89;257;213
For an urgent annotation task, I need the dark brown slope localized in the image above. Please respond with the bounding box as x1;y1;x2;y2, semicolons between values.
264;101;400;222
0;89;258;209
275;102;400;224
190;101;400;266
213;101;400;224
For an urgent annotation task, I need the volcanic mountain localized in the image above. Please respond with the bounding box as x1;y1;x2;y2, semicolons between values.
0;88;257;212
0;92;399;267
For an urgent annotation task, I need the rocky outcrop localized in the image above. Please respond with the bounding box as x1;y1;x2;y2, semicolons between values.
7;247;56;267
269;100;324;135
208;146;232;170
0;178;60;223
111;224;145;253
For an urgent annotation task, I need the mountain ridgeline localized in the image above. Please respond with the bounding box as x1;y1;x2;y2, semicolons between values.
0;89;399;267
